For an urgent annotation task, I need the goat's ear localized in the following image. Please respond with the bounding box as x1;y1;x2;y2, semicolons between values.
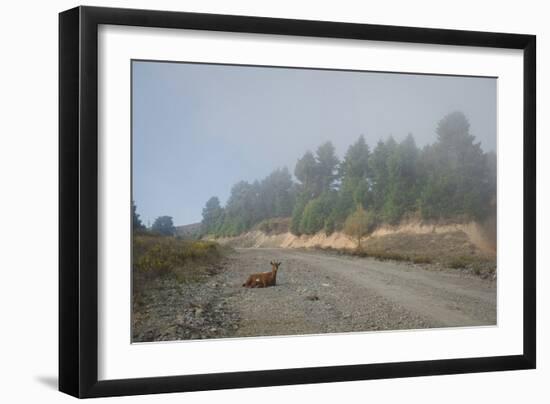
270;261;273;265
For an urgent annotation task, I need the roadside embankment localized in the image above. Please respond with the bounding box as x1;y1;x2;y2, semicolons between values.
210;217;496;275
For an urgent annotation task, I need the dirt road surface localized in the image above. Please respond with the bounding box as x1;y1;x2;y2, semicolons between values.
226;248;496;338
133;247;496;342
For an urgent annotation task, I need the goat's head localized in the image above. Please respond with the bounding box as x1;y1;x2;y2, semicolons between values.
270;261;281;272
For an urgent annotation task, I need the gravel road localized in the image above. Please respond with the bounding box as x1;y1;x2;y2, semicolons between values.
133;247;496;342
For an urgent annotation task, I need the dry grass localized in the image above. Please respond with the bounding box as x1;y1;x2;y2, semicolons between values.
133;234;229;281
318;246;419;263
411;255;434;265
446;255;494;276
349;249;432;264
132;234;232;309
316;230;497;276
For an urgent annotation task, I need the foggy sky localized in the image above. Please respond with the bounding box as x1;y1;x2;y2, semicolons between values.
132;61;496;226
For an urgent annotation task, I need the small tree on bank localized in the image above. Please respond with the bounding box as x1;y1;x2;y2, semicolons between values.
343;205;373;249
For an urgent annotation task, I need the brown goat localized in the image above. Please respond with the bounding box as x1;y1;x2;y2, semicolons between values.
242;261;281;288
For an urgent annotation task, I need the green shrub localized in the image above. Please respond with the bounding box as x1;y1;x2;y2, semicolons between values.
324;216;336;235
300;198;327;234
256;217;291;235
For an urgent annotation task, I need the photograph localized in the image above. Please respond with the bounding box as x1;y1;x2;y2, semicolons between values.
131;60;498;343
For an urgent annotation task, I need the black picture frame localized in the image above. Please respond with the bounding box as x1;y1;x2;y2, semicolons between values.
59;5;536;398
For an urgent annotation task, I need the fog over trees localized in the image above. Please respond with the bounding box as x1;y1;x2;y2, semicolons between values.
199;111;496;237
151;216;176;236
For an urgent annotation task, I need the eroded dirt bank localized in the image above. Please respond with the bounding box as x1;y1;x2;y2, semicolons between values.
214;220;495;253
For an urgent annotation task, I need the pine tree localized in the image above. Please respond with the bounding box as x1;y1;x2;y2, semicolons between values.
201;196;224;234
151;216;175;236
315;141;340;193
132;200;146;232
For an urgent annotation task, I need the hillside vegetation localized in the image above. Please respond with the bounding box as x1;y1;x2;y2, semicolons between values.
200;111;496;241
133;234;228;283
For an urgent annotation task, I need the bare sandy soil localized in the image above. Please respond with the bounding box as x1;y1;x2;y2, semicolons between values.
133;247;496;342
214;218;496;257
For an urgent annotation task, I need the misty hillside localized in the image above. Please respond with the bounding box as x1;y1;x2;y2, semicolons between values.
200;111;496;239
175;222;202;239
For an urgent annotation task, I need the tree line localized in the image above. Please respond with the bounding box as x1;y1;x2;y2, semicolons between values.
135;111;496;239
132;201;176;236
202;111;496;238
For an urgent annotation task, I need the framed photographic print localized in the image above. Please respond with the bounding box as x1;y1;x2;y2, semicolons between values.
59;6;536;398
